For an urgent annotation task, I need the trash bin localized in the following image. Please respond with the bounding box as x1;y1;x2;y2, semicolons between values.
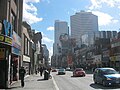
44;70;49;80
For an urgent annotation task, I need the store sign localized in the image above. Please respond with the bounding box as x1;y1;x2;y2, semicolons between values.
3;20;12;37
0;35;4;41
0;20;12;45
12;47;21;56
12;31;21;50
0;34;12;45
23;55;30;62
5;36;12;44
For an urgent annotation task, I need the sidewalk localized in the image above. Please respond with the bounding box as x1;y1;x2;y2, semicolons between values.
10;73;56;90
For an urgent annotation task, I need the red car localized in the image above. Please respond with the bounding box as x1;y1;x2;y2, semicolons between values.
73;68;86;77
51;69;57;72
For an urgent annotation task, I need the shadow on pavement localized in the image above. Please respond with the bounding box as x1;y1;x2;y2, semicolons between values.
7;86;21;89
90;83;120;89
37;78;47;81
71;76;85;78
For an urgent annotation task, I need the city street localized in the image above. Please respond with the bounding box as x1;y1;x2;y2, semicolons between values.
9;71;120;90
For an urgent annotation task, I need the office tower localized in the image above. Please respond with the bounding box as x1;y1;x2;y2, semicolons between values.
53;20;69;56
70;10;98;46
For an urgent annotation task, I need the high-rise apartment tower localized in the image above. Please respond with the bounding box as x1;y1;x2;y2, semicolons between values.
70;11;98;46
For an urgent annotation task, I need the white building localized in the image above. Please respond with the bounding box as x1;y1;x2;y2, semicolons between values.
53;20;69;56
70;10;98;46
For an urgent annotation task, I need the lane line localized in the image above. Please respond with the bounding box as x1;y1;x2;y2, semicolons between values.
52;74;59;90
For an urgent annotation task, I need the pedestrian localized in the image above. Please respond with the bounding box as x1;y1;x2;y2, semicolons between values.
39;66;44;76
19;66;26;87
35;68;38;75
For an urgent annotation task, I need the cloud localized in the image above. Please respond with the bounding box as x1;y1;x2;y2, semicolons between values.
92;11;118;26
42;0;50;4
24;0;40;3
41;32;53;43
89;0;120;10
89;0;101;10
23;0;43;24
47;26;54;31
42;36;53;43
41;32;53;58
35;30;40;33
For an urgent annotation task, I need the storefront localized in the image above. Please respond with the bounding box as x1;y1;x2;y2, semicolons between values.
10;31;21;83
22;55;30;75
0;20;12;88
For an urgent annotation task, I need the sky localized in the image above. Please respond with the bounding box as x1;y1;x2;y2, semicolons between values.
23;0;120;58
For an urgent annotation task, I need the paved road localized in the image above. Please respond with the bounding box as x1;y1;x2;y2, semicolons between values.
9;71;120;90
52;71;120;90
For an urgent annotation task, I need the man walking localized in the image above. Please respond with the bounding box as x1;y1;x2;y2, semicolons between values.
39;66;44;76
19;67;26;87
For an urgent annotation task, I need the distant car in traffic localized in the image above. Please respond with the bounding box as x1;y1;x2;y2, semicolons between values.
73;68;86;77
66;67;71;71
93;68;120;86
51;69;57;72
58;68;66;75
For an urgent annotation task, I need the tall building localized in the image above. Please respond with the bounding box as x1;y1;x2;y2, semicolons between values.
33;32;43;69
42;44;49;66
70;10;98;46
53;20;69;56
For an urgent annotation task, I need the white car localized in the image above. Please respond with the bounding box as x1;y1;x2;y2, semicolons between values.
58;68;66;75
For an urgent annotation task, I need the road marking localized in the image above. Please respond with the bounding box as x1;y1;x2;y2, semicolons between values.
52;74;59;90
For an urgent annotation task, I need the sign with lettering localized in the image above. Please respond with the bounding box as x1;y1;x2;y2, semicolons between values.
5;36;12;44
0;34;12;45
0;20;12;37
12;31;21;50
0;20;12;45
3;20;12;37
0;35;4;41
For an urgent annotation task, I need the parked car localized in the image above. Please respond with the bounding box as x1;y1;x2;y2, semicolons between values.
73;68;86;77
58;68;66;75
93;68;120;86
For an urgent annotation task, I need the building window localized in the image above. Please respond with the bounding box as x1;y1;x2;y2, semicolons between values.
25;37;28;55
28;41;30;55
24;35;30;56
